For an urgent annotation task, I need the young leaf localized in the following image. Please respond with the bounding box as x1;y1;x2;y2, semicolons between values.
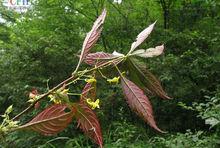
132;44;164;58
129;21;156;54
78;9;107;66
84;52;115;66
82;83;92;99
17;104;74;136
120;76;164;133
81;82;96;102
126;58;170;99
76;102;103;148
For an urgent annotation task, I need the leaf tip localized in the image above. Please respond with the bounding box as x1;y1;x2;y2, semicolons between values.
162;94;172;100
152;124;167;133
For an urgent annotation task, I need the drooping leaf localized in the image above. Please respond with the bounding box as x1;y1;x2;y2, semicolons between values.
75;102;103;148
78;9;107;65
84;52;115;66
125;58;170;99
17;104;74;136
120;76;164;133
132;44;164;58
129;21;156;54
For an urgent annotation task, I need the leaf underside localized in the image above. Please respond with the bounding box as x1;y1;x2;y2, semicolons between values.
18;104;74;136
133;44;164;58
129;21;156;53
126;58;170;99
76;102;103;148
79;9;107;64
84;52;115;66
121;76;164;133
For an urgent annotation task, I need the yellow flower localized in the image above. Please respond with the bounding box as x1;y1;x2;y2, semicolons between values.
29;92;36;99
48;94;62;104
28;89;39;103
107;77;120;84
5;105;13;114
85;77;97;83
61;89;69;94
86;98;100;110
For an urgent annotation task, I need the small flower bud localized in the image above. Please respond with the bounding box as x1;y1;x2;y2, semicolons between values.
85;77;97;83
107;77;120;84
5;105;13;114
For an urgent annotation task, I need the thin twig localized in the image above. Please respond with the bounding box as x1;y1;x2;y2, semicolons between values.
12;56;125;121
12;75;76;121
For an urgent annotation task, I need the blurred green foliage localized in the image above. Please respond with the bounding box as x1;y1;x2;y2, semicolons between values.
0;0;220;147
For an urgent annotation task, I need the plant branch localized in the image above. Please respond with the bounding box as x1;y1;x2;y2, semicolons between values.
12;56;125;121
12;75;76;121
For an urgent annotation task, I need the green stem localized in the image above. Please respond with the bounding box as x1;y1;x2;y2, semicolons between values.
12;56;125;121
98;69;108;79
67;93;82;96
114;64;123;77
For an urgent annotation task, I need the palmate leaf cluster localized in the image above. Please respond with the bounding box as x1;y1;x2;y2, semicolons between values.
0;0;220;147
0;8;171;147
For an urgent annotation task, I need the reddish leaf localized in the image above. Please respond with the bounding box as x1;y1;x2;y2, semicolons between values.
76;102;103;148
18;104;74;136
129;21;156;54
82;83;92;99
78;9;107;65
34;102;40;109
126;58;170;99
84;52;115;66
81;82;96;102
141;68;170;99
120;76;164;133
29;88;38;99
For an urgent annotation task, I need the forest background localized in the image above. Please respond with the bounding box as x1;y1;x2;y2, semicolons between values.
0;0;220;147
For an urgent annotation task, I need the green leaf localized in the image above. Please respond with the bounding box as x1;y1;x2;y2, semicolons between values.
5;105;13;114
205;117;220;129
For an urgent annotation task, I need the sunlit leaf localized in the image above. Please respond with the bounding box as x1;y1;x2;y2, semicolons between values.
78;9;107;65
112;51;124;57
132;44;164;58
84;52;115;66
129;21;156;54
120;76;164;133
17;104;74;136
76;102;103;148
